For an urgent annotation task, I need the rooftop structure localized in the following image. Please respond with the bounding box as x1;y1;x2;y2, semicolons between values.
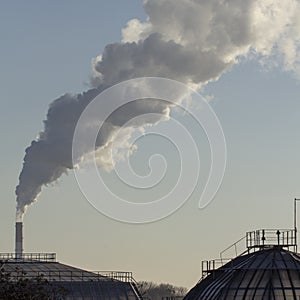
184;228;300;300
0;253;142;299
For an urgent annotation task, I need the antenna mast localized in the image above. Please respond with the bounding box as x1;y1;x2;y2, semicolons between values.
294;198;300;252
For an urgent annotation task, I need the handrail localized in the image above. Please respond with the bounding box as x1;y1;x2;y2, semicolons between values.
96;271;134;282
201;258;232;278
220;236;245;264
246;229;296;251
0;253;56;262
1;268;135;283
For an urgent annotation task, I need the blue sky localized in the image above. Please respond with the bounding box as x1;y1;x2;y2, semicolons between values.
1;0;300;288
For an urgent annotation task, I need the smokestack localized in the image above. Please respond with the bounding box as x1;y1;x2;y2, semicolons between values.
15;222;23;259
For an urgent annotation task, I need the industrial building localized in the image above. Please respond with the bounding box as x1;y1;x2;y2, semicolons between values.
0;252;142;299
184;228;300;299
0;221;142;299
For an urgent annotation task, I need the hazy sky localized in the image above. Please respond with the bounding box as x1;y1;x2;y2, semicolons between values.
1;0;300;288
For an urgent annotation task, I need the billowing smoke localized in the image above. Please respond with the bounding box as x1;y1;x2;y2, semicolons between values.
16;0;300;220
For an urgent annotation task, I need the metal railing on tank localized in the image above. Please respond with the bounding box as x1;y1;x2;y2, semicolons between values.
97;271;134;282
3;269;135;283
246;229;297;252
0;253;56;262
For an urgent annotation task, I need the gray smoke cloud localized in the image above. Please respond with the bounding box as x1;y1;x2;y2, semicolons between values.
16;0;300;220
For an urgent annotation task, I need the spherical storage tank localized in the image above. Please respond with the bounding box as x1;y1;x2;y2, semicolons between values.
0;253;142;300
184;229;300;300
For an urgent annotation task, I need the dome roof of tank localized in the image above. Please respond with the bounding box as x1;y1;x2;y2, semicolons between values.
185;247;300;300
0;254;141;300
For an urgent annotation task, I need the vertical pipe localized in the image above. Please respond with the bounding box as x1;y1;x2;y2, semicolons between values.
295;198;300;253
294;198;297;235
15;222;23;259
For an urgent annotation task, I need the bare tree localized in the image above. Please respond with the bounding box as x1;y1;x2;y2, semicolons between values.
138;281;187;300
0;262;68;300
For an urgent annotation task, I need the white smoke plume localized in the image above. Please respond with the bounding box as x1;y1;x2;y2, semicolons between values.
16;0;300;220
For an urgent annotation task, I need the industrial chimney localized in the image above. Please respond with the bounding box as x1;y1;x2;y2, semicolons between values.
15;222;23;259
